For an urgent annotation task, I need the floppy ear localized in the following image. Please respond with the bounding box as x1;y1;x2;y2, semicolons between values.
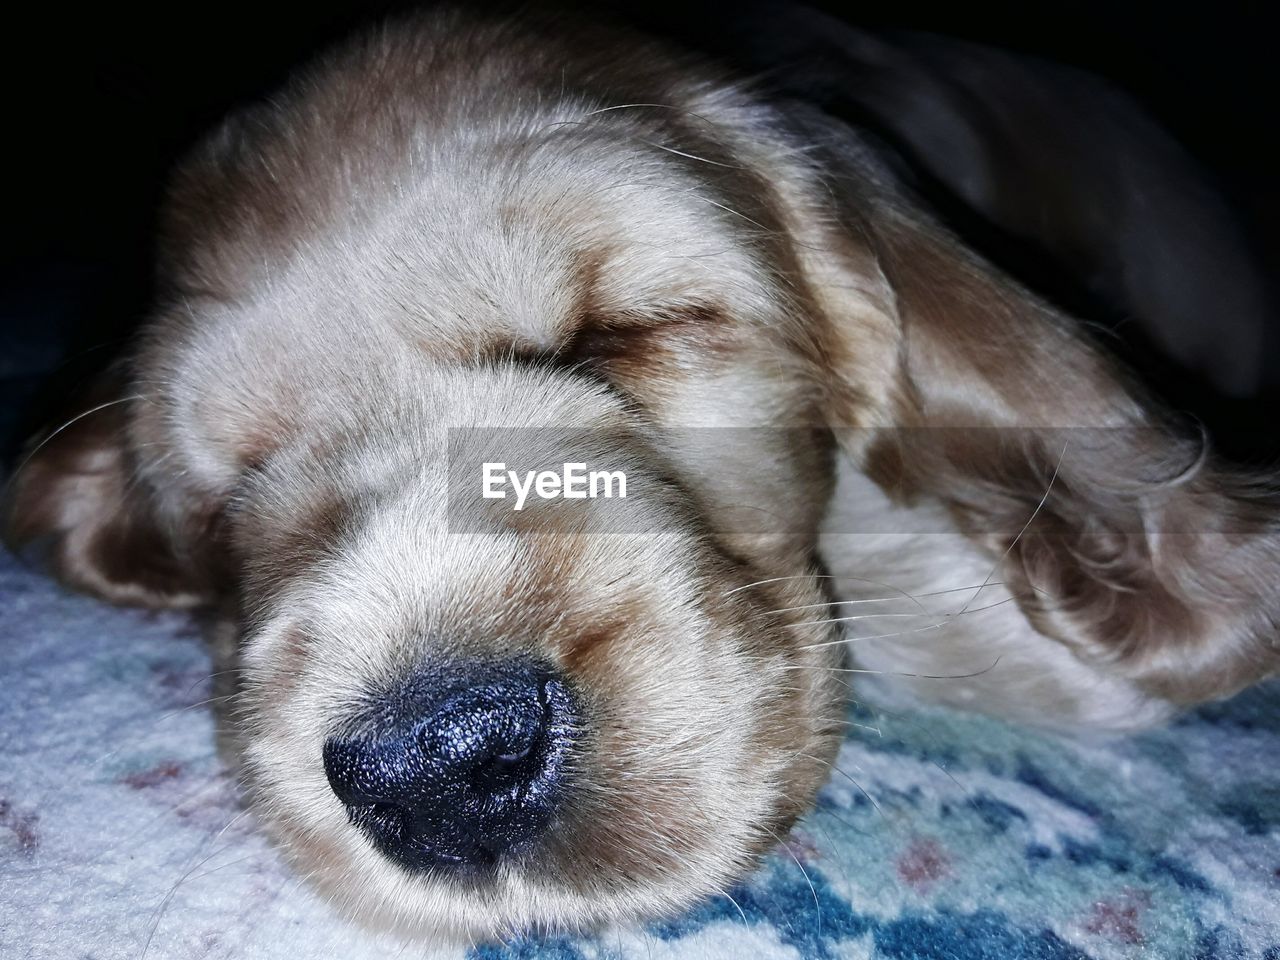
3;371;217;608
826;202;1280;706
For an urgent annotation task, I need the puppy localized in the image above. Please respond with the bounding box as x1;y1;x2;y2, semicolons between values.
6;5;1279;941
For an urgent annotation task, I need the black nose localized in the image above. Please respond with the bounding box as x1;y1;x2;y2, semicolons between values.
322;659;577;871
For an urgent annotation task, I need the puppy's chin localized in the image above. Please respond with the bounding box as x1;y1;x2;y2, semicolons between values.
225;377;845;939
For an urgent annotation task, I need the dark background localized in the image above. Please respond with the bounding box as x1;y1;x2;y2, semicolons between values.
4;1;1276;459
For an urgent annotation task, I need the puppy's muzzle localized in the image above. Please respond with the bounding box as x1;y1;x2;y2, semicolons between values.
323;659;578;870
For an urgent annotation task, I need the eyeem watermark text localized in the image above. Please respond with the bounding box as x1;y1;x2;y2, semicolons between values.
482;462;628;511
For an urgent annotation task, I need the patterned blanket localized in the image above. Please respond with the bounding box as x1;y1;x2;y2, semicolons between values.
2;540;1277;960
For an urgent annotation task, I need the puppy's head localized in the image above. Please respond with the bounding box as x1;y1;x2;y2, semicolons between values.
109;22;851;933
4;22;854;925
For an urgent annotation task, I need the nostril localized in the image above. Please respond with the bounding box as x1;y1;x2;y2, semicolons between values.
424;677;549;773
495;741;534;764
349;802;408;842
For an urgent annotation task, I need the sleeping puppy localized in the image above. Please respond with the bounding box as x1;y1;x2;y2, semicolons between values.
6;4;1279;941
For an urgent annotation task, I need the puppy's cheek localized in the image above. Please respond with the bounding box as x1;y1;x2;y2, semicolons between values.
551;631;793;883
241;624;310;701
235;623;342;828
237;669;386;912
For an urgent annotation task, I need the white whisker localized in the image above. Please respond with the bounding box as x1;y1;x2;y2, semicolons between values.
795;595;1021;640
957;439;1068;614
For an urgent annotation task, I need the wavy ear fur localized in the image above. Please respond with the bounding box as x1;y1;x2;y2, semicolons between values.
821;184;1280;708
3;372;216;609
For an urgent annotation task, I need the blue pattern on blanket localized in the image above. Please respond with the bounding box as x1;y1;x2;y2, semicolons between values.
1;544;1277;959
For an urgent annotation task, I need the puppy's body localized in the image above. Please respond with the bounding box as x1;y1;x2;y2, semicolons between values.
8;7;1279;940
